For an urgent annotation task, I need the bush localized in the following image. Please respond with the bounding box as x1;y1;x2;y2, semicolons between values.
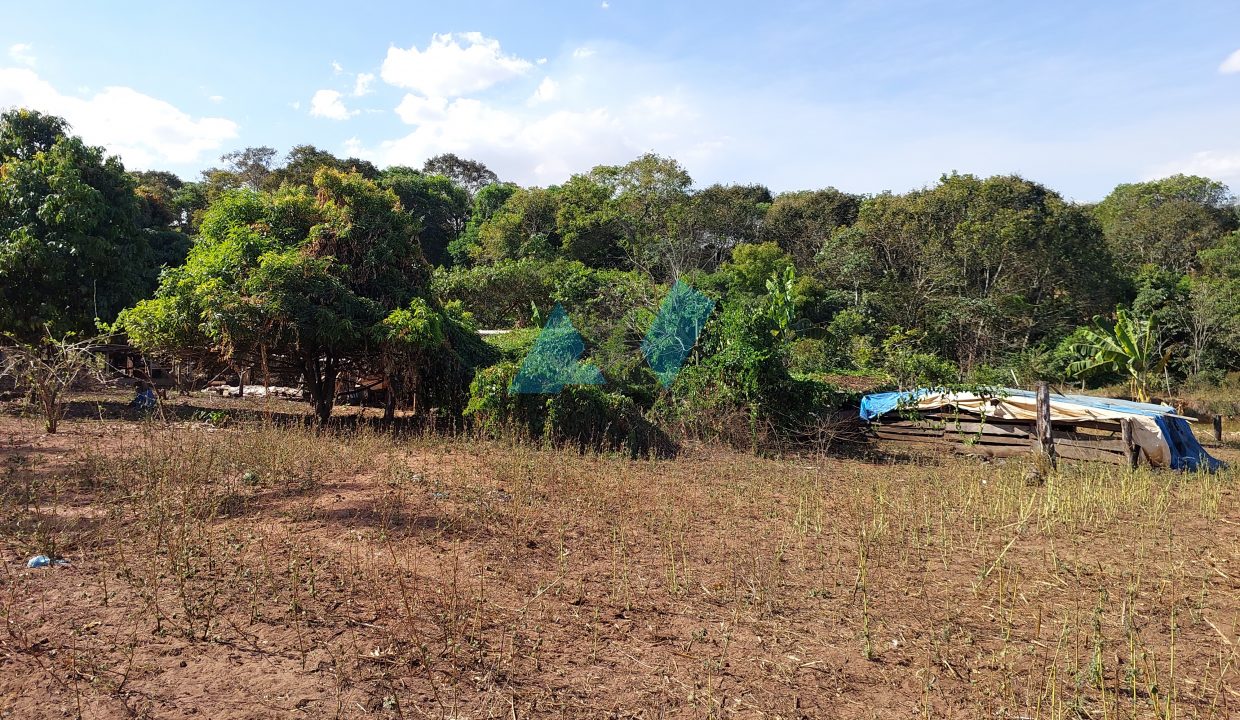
658;299;850;449
464;362;671;457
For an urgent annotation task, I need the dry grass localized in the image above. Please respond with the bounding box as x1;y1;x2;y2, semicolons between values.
0;394;1237;719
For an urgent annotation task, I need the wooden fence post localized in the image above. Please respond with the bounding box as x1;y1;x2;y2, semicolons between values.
1120;418;1139;469
1035;382;1057;471
1213;415;1224;445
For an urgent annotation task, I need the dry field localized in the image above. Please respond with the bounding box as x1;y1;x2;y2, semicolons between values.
1;393;1238;719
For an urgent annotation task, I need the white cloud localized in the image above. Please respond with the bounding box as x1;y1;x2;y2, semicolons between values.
381;32;532;98
1150;149;1240;187
309;89;356;120
208;94;224;103
332;61;344;74
0;67;237;167
536;57;548;65
8;43;35;67
354;77;712;186
353;72;375;96
1219;49;1240;74
600;1;610;8
529;77;559;105
290;100;301;110
394;93;448;124
572;47;596;59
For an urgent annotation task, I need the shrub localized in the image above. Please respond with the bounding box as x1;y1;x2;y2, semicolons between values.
464;361;671;457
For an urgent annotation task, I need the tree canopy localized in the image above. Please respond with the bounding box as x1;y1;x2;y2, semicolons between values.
0;109;152;340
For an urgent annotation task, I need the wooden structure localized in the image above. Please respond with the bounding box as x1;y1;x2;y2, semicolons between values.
869;384;1141;467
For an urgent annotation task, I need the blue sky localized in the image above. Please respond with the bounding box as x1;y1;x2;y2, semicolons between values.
3;0;1240;200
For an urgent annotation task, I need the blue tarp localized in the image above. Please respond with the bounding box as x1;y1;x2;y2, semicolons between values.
860;387;1226;472
1155;415;1226;472
859;390;926;422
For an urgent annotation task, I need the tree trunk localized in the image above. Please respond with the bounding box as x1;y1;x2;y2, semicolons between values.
383;380;397;423
304;356;338;426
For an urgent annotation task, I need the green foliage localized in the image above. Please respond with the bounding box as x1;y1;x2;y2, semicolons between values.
379;167;469;266
1093;175;1237;274
448;182;518;264
761;187;860;266
465;361;668;456
720;242;795;296
556;173;625;266
474;187;561;262
763;265;799;342
421;153;498;196
878;329;960;390
0;109;152;340
689;183;772;267
1066;309;1169;402
117;169;470;423
660;297;847;447
823;173;1122;369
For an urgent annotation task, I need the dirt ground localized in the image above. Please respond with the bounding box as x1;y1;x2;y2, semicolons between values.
1;393;1237;719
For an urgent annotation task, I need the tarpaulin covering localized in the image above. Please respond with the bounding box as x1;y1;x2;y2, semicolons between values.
860;388;1225;472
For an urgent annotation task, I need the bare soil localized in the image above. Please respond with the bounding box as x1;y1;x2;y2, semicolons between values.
1;392;1237;719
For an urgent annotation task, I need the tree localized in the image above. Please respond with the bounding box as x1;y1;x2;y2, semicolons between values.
475;187;560;262
761;188;859;267
556;173;625;266
719;242;795;296
823;173;1122;369
1192;230;1240;373
422;153;498;196
379;167;469;266
590;153;694;278
0;109;151;341
219;146;278;190
1067;309;1169;402
130;170;193;269
117;169;469;424
690;184;772;268
270;144;379;189
1093;175;1237;275
448;182;518;264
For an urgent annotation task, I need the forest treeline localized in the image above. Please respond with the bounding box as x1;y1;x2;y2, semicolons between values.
3;108;1239;450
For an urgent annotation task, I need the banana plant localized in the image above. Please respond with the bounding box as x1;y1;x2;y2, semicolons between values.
1066;309;1171;403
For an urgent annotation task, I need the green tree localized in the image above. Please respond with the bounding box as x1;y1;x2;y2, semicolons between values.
475;187;561;262
448;182;518;264
0;109;151;340
593;153;694;278
219;146;278;190
761;188;860;267
823;173;1121;369
556;173;624;266
269;144;380;189
379;167;469;267
117;169;468;424
422;153;499;196
130;169;193;269
690;183;772;268
1093;175;1236;275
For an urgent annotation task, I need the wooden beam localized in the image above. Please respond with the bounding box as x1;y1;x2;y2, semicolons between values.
1053;443;1129;465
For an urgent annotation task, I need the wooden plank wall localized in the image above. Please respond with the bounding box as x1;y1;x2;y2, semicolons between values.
869;408;1139;466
